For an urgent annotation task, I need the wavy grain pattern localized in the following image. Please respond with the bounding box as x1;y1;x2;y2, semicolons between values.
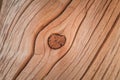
0;0;120;80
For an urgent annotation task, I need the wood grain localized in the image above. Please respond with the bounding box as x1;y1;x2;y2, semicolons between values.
0;0;120;80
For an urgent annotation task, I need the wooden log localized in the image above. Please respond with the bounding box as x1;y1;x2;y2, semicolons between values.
0;0;120;80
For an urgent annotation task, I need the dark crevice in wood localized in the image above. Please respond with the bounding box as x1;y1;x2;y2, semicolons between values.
91;12;120;80
2;57;16;80
19;0;73;78
1;0;120;79
14;0;73;79
101;13;120;80
72;0;110;79
0;0;19;35
56;0;105;77
1;0;39;71
1;0;35;79
1;2;32;69
80;0;117;79
55;0;99;79
58;0;96;79
6;0;53;79
43;0;96;79
104;37;120;80
43;11;87;80
0;0;3;11
32;0;83;78
0;0;33;55
58;0;110;79
81;10;120;80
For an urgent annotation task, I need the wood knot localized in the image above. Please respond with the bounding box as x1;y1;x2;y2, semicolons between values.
48;33;66;49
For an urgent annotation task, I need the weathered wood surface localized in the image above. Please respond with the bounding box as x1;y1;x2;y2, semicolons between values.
0;0;120;80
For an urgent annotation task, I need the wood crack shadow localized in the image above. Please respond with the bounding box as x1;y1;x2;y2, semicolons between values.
15;0;73;79
42;0;95;79
0;0;3;11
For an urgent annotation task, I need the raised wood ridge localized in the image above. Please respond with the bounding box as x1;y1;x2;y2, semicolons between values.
0;0;120;80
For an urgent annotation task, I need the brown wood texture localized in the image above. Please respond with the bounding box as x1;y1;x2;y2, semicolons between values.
0;0;120;80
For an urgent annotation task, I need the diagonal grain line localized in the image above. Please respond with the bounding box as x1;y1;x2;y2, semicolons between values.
2;0;54;79
58;0;110;79
0;0;26;33
25;0;73;78
90;12;120;80
0;0;22;48
26;0;86;78
72;0;112;79
92;0;107;24
55;0;97;79
42;0;95;79
43;0;94;79
0;0;15;31
102;37;120;80
0;0;33;55
101;13;120;80
116;69;120;80
73;1;112;80
115;59;120;80
15;0;73;79
0;43;11;71
0;0;35;76
72;0;111;79
32;0;84;79
79;0;118;79
1;0;36;79
2;56;16;80
19;0;74;78
0;0;35;74
102;38;120;79
0;0;16;52
102;41;120;80
24;37;47;80
1;0;48;65
42;11;88;80
0;0;47;71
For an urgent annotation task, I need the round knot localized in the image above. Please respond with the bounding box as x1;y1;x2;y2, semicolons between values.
48;33;66;49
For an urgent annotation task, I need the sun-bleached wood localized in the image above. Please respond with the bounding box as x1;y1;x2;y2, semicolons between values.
0;0;120;80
